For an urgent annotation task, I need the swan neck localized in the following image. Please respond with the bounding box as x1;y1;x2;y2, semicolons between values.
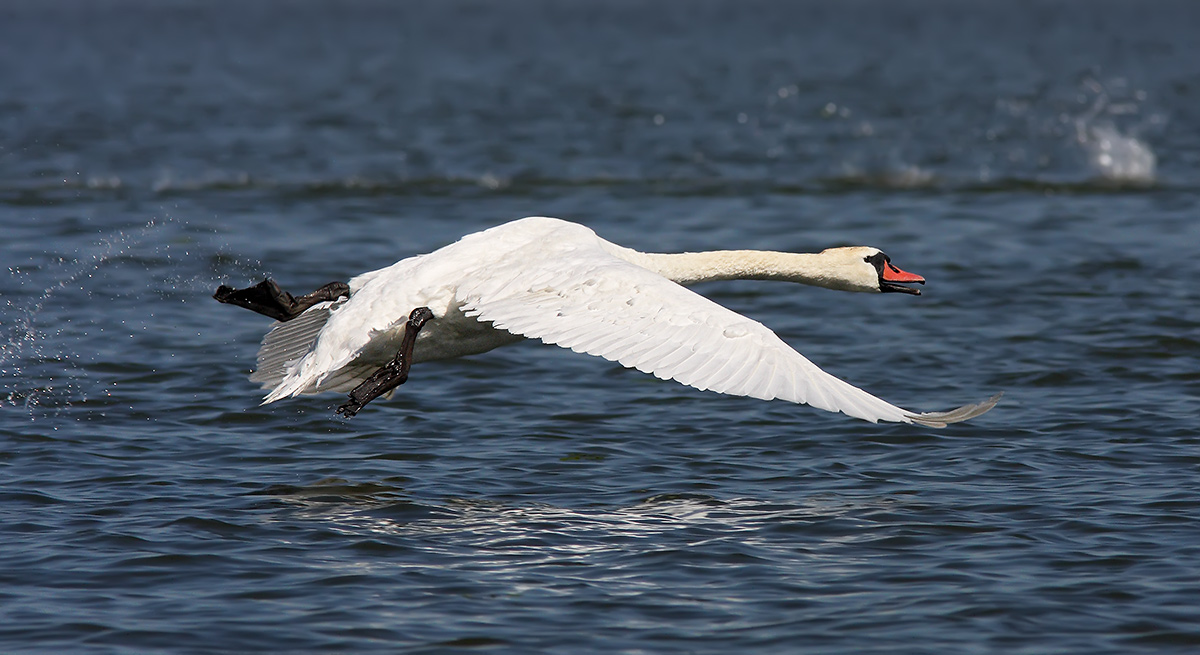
634;250;829;286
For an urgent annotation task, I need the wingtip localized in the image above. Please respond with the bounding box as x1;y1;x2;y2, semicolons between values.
905;392;1003;428
260;384;294;406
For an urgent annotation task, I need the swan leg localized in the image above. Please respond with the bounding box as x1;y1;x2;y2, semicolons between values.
213;279;350;322
336;307;435;418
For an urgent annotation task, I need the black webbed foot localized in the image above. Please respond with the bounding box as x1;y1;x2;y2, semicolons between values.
337;307;435;418
214;279;349;322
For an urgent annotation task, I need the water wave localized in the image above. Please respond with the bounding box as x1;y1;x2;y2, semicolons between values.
0;171;1174;205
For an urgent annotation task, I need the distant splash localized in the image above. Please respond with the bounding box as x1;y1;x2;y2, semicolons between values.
1077;123;1156;184
1071;78;1159;185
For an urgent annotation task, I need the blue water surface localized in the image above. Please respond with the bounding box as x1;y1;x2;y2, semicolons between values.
2;1;1199;653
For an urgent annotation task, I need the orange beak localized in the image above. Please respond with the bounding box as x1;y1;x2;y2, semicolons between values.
881;262;925;284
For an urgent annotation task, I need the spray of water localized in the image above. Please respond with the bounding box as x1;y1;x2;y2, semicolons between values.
1079;123;1156;183
1073;79;1157;184
1;216;271;420
0;220;165;416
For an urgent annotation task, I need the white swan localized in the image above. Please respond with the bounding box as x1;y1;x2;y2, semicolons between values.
215;216;999;426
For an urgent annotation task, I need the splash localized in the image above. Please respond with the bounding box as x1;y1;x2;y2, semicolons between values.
0;220;166;416
1079;123;1156;184
1073;79;1157;184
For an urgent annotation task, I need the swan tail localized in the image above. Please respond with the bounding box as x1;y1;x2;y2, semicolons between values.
904;392;1002;428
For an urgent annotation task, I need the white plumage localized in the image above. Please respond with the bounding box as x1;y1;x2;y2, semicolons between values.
244;216;998;426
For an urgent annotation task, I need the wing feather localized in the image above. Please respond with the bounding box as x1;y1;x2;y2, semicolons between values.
455;242;930;424
249;301;341;389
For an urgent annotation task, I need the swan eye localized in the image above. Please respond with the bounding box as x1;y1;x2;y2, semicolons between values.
864;252;888;275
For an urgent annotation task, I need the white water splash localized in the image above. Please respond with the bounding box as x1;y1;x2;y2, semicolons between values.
1073;79;1157;184
0;221;165;416
1079;123;1156;183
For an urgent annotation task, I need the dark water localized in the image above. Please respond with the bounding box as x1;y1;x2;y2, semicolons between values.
3;1;1200;652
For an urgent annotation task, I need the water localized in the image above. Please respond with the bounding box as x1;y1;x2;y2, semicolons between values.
3;1;1199;652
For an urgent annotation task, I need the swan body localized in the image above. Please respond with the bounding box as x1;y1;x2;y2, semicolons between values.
242;216;998;426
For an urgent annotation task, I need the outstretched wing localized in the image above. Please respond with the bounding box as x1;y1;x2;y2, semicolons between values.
455;239;995;426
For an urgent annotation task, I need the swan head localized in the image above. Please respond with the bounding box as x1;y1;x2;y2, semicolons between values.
816;246;926;295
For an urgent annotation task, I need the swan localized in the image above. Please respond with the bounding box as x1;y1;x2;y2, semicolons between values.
214;216;999;426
